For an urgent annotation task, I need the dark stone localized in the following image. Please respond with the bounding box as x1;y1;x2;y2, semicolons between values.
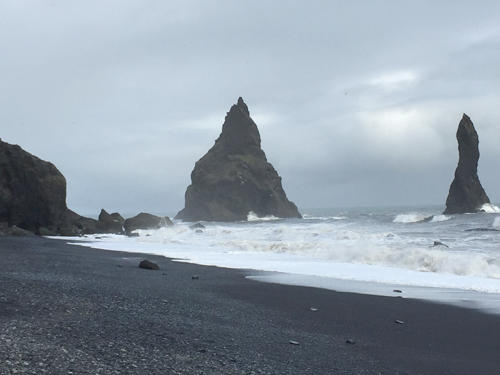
176;97;301;222
124;213;173;235
139;259;160;270
190;223;205;230
0;139;98;235
433;241;449;248
38;227;56;236
444;114;490;214
192;275;199;280
393;289;402;293
345;339;356;345
59;209;98;236
97;209;124;234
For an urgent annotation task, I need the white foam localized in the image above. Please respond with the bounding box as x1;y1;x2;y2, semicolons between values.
481;203;500;213
303;214;347;221
64;234;500;294
430;215;451;223
247;211;279;221
393;213;430;223
52;215;500;295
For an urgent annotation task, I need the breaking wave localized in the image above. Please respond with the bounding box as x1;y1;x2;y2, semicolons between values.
302;214;347;221
64;215;500;291
393;213;431;223
430;215;451;223
247;211;280;222
393;213;450;224
481;203;500;213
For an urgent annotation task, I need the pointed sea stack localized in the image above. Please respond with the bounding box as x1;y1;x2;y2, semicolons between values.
176;97;301;221
444;114;490;214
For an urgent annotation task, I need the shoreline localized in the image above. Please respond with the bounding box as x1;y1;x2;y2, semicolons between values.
61;233;500;313
1;236;500;374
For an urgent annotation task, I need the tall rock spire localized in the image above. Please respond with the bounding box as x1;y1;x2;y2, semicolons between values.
176;97;301;221
444;114;490;214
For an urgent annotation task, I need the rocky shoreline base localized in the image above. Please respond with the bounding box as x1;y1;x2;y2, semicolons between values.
1;236;499;374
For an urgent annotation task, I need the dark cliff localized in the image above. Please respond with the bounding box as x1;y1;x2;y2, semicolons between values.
0;138;96;235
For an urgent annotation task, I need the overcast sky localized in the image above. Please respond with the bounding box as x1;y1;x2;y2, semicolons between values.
1;1;499;215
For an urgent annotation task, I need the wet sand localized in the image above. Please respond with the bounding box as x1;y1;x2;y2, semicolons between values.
1;236;499;374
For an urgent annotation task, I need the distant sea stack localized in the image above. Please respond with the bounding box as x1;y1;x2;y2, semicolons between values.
444;114;490;214
176;97;301;222
0;138;97;235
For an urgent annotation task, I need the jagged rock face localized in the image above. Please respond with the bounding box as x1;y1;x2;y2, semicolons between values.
97;209;124;234
0;139;68;232
176;97;301;222
444;114;490;214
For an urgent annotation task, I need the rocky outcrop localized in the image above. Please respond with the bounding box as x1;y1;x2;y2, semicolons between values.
444;114;490;214
176;97;301;222
0;139;68;233
97;209;124;234
0;222;36;237
123;213;173;235
0;138;98;236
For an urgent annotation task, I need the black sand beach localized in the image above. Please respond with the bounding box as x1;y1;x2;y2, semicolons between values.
1;236;499;374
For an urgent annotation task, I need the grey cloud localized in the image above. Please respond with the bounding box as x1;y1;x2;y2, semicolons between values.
1;1;500;215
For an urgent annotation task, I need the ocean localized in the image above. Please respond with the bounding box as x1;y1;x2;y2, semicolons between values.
57;204;500;313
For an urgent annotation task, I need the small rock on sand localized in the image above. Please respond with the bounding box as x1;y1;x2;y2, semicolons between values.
139;260;160;270
395;320;405;325
309;307;318;312
289;340;300;346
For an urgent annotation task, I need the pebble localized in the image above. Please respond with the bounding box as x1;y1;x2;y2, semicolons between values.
192;275;199;280
395;320;405;325
289;340;300;345
393;289;402;293
309;307;318;312
345;339;355;345
139;260;160;270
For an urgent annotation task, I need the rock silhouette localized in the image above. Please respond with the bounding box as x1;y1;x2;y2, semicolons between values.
176;97;301;221
97;209;125;234
124;213;173;235
444;114;490;214
0;138;98;235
